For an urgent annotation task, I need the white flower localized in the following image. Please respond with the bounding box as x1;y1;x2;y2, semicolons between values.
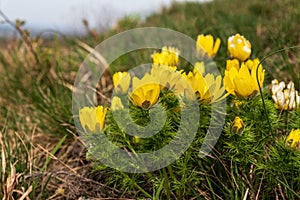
271;79;300;111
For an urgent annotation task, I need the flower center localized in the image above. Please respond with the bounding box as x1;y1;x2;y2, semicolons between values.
142;100;151;110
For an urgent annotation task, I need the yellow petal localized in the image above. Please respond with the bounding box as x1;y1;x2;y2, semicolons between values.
194;62;205;74
224;67;239;95
79;107;98;132
223;76;235;95
239;63;252;80
130;73;160;109
130;91;144;107
213;38;221;56
197;34;220;57
111;96;124;111
228;34;251;61
286;129;300;150
113;72;131;93
152;46;180;66
231;116;245;134
234;77;254;98
95;106;107;130
226;59;240;71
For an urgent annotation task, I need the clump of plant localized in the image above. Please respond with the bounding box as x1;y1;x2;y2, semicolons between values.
77;33;300;199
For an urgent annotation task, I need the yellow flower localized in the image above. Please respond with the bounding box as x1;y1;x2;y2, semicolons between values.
111;96;124;111
173;71;195;97
286;129;300;150
223;58;264;98
130;73;160;109
230;116;245;134
232;99;244;108
152;46;180;66
271;79;300;111
226;59;240;71
183;66;226;103
79;106;107;132
132;135;140;144
150;64;183;91
150;64;193;97
113;71;131;93
194;62;205;74
196;34;221;58
228;34;251;61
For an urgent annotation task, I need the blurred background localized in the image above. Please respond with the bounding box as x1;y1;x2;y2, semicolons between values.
0;0;210;36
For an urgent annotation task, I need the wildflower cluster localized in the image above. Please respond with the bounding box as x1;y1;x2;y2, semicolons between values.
78;33;300;152
224;34;265;98
76;32;300;199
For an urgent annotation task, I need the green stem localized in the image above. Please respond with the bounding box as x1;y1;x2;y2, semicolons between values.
133;181;152;198
167;165;175;181
119;171;152;198
285;110;288;135
163;167;171;199
168;165;181;198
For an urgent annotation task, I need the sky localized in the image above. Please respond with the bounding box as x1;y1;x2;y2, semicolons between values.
0;0;210;34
